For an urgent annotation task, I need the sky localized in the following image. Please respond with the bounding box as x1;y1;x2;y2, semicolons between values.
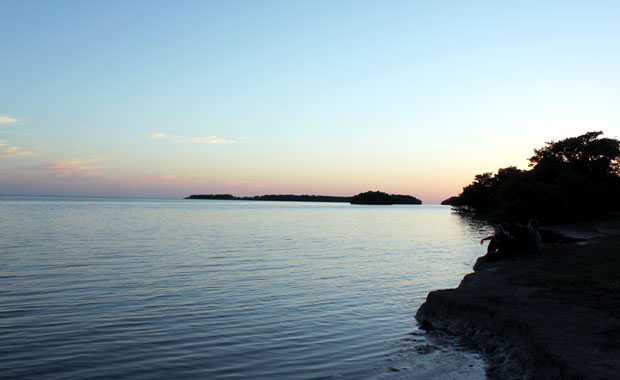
1;0;619;204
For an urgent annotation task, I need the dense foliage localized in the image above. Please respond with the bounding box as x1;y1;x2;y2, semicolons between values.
441;196;459;206
186;194;352;202
452;131;620;223
188;192;423;205
350;191;422;205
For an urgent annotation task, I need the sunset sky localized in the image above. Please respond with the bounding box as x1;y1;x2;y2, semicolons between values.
2;1;619;204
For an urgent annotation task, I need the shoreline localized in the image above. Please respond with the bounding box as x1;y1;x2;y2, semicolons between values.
416;219;620;380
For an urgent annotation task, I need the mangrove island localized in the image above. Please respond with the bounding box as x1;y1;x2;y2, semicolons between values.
186;191;422;205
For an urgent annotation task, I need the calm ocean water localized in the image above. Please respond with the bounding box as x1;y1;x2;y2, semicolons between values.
1;196;490;379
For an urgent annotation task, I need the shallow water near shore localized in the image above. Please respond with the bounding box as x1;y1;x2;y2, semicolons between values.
1;196;490;379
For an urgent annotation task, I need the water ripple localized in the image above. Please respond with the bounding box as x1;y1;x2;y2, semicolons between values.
0;198;489;379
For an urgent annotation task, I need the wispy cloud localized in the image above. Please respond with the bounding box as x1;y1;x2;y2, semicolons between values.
0;146;38;158
150;132;236;144
0;139;38;157
0;116;36;157
36;156;117;179
190;135;236;144
0;115;19;124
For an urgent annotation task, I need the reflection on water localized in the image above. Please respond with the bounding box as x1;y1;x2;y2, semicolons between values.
0;197;490;379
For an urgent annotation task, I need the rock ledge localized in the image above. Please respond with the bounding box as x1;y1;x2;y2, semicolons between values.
416;228;620;380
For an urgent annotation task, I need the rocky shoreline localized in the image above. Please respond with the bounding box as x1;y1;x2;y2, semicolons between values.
416;220;620;380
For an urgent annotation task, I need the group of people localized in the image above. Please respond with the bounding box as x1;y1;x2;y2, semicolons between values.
480;220;542;261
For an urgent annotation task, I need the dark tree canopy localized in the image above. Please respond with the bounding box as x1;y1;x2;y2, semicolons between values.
186;192;422;205
453;131;620;223
186;194;352;202
441;196;460;205
350;191;422;205
529;131;620;177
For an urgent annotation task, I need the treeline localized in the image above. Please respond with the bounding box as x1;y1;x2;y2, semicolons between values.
450;131;620;223
186;191;423;205
441;196;459;206
350;191;422;205
186;194;352;202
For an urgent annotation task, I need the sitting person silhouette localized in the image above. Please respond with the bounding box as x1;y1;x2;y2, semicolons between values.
527;219;542;254
480;225;511;261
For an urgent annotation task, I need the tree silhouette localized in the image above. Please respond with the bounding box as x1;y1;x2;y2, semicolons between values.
529;131;620;177
453;132;620;222
350;191;422;205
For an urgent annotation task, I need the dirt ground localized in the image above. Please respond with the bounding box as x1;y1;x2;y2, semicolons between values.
416;218;620;380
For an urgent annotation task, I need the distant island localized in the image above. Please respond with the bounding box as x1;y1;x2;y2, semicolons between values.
186;194;352;202
350;191;422;205
186;191;422;205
